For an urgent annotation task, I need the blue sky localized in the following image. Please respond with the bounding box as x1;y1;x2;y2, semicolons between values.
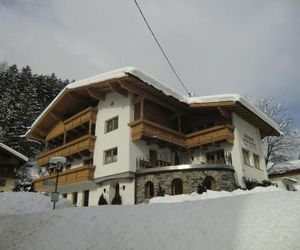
0;0;299;130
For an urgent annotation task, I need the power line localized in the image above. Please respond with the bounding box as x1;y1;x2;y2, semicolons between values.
132;0;191;96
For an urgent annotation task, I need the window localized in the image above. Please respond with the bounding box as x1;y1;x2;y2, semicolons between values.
253;154;260;169
72;192;78;206
84;158;93;165
145;181;154;198
202;176;216;190
104;147;118;164
105;116;118;133
206;150;225;164
242;149;251;166
149;150;157;164
83;190;89;207
0;178;6;187
171;178;183;195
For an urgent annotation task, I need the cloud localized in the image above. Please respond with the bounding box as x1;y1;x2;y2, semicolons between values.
0;0;299;125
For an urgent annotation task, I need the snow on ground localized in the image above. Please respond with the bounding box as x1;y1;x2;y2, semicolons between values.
0;192;73;216
0;190;299;250
149;186;281;204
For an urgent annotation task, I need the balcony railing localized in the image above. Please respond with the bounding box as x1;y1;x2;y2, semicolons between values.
129;119;185;146
37;135;96;166
136;150;232;169
34;165;95;191
129;119;234;149
46;107;98;141
184;124;235;148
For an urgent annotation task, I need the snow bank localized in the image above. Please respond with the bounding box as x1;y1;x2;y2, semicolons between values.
0;192;73;216
149;186;282;204
0;191;299;250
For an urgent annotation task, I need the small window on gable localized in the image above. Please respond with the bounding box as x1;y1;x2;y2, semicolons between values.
105;116;118;133
253;154;260;169
242;149;251;166
104;147;118;164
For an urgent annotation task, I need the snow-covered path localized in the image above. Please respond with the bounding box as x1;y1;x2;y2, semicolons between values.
0;191;299;250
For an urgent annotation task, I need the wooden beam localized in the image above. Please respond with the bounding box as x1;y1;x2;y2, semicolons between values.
218;107;231;120
49;111;63;122
121;82;185;113
87;88;106;101
190;101;235;108
110;82;128;97
132;95;145;104
67;92;91;105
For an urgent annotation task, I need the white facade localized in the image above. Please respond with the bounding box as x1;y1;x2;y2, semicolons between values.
231;113;268;187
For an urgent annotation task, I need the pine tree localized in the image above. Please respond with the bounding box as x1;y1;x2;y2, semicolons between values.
0;63;70;157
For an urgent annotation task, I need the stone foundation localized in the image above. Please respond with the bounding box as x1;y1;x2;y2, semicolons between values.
136;168;236;204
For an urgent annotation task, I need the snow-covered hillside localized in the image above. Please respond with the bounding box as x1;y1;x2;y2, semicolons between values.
0;192;72;216
0;190;299;250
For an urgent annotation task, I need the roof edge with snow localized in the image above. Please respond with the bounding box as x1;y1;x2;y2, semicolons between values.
0;143;28;162
26;67;281;138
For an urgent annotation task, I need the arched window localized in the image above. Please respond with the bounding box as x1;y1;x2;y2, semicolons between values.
145;181;154;198
202;176;216;190
171;178;183;195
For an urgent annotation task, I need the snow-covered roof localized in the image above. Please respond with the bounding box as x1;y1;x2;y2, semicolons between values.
188;94;280;133
0;143;28;162
269;160;300;175
282;177;298;183
26;67;280;138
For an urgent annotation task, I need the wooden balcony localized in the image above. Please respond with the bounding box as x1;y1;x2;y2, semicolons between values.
129;119;234;149
47;107;98;141
185;124;235;148
34;165;95;191
129;119;185;146
37;135;96;166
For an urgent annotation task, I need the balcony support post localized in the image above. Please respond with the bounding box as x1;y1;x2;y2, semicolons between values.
141;98;144;119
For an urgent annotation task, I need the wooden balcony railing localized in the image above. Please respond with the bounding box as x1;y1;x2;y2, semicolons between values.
34;165;95;191
129;119;185;146
46;107;98;141
37;135;96;166
129;119;234;149
185;124;235;148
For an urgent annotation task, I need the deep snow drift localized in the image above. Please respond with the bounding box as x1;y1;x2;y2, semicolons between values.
0;192;72;216
0;190;299;250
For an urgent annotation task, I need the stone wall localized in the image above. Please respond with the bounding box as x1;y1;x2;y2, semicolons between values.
136;169;236;204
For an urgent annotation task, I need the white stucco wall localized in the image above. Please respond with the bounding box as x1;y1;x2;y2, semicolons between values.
93;92;132;178
231;113;268;187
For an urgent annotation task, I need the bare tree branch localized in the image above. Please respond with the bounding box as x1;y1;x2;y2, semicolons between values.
256;97;300;169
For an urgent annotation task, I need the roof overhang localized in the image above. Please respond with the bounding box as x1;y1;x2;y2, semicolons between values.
0;143;28;163
26;67;281;140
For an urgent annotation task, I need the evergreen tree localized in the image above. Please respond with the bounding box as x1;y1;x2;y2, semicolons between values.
13;160;40;192
0;63;69;158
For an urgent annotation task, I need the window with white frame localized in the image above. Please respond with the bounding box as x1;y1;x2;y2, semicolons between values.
104;147;118;164
242;149;251;166
253;154;260;169
105;116;118;133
